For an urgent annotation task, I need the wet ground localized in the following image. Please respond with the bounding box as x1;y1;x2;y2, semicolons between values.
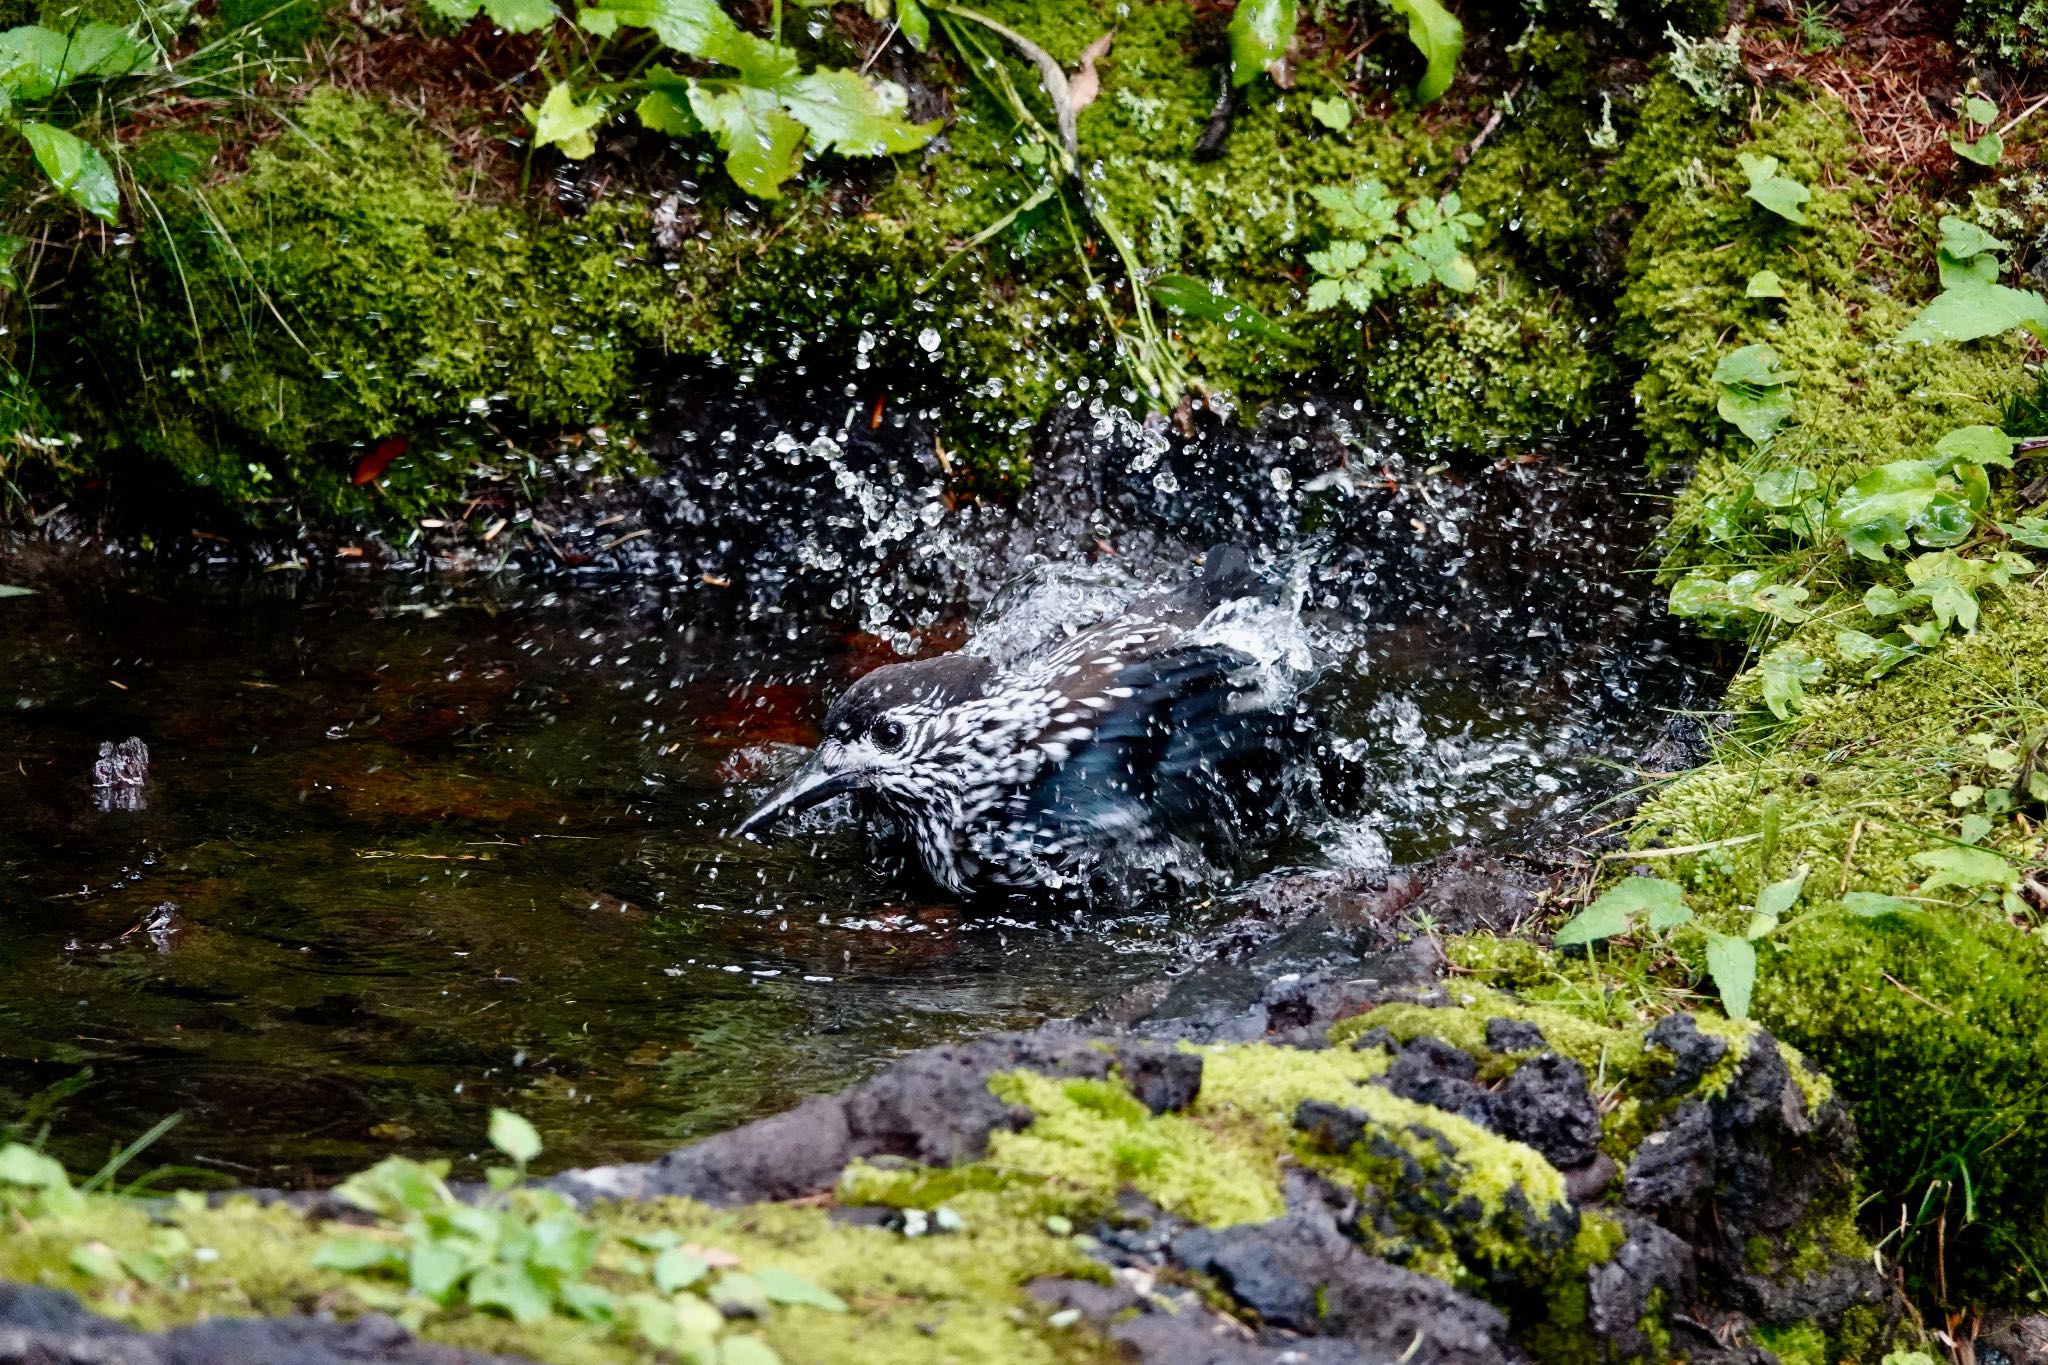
0;393;1723;1186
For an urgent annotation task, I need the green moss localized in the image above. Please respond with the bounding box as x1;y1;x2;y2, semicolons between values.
1756;1319;1831;1365
1955;0;2048;66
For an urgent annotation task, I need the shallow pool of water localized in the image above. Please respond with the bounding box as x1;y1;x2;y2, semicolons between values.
0;404;1719;1185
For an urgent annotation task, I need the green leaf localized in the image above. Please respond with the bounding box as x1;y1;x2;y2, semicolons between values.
1911;845;2019;894
61;22;151;79
1757;865;1807;923
0;25;77;98
1705;933;1757;1020
488;1108;542;1164
1737;152;1811;226
1939;215;2008;260
653;1246;709;1293
578;0;740;53
1384;0;1462;103
1834;629;1916;680
636;82;700;136
1745;268;1786;298
2001;516;2048;550
1938;248;2001;289
1933;424;2015;471
482;0;556;29
1309;95;1351;131
523;82;606;159
1311;179;1399;237
1842;891;1914;917
312;1235;405;1272
895;0;928;49
690;82;806;197
421;0;484;20
70;1242;124;1280
0;1143;70;1189
558;1279;617;1323
1963;94;1998;124
1556;876;1684;946
1830;459;1936;561
1150;274;1304;347
1759;645;1824;721
710;1270;770;1316
721;1337;784;1365
1904;550;1984;631
779;70;937;155
336;1157;452;1219
408;1240;472;1303
0;584;32;598
1713;341;1795;444
19;121;118;222
1752;466;1816;508
755;1266;848;1312
1952;128;2003;167
469;1262;554;1324
1227;0;1296;87
1899;280;2048;346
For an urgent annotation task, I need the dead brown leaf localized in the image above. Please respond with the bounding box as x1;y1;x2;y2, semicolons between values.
1069;29;1115;112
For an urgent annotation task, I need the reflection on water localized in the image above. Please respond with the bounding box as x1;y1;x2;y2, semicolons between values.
0;401;1719;1185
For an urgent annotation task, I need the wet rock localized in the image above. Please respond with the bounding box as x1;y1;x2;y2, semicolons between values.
1113;1040;1203;1114
1623;1099;1716;1222
1484;1017;1545;1052
1643;1013;1729;1095
1586;1214;1695;1360
1488;1053;1602;1170
1378;1036;1491;1123
92;736;149;813
547;1028;1109;1205
1980;1312;2048;1365
0;1282;527;1364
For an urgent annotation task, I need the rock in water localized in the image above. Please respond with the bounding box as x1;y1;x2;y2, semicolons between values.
92;736;149;813
733;547;1320;897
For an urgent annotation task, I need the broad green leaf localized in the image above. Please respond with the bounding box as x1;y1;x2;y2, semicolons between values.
689;82;806;197
1911;844;2018;894
558;1279;617;1323
483;0;558;30
1749;581;1812;623
1899;280;2048;345
1759;645;1824;720
1938;248;2001;289
1904;550;1984;631
1899;618;1944;648
579;0;739;55
1150;273;1304;347
722;1337;785;1365
70;1243;124;1280
1385;0;1462;103
408;1240;471;1303
700;25;802;87
1648;897;1694;933
1963;94;1997;124
896;0;929;49
422;0;484;20
1711;342;1788;388
637;82;700;136
311;1235;404;1271
1227;0;1295;87
1705;933;1756;1020
488;1108;542;1164
523;82;605;159
1556;876;1683;946
529;1213;601;1277
1309;95;1351;131
336;1156;452;1219
1912;487;1975;547
653;1246;709;1293
710;1270;770;1316
19;121;118;222
2001;516;2048;549
469;1262;554;1324
0;25;77;98
1717;379;1794;445
1752;466;1816;508
1830;459;1936;561
0;1143;70;1188
1758;865;1807;919
1745;268;1785;298
1737;152;1811;226
779;71;937;155
1939;215;2007;260
756;1265;849;1311
60;22;151;79
1932;424;2015;470
1834;629;1916;680
1952;128;2003;167
1841;891;1913;917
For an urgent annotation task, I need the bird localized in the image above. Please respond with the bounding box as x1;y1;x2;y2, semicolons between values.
733;547;1318;897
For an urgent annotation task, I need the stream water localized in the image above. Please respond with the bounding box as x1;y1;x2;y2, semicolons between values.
0;389;1721;1185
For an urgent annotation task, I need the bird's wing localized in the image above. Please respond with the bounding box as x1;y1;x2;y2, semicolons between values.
1009;641;1286;848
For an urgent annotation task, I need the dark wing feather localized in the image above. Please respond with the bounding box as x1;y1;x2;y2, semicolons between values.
1016;643;1288;844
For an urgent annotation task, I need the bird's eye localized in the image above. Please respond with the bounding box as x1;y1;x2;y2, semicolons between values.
872;717;908;751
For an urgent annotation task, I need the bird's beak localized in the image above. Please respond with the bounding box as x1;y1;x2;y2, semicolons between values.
733;755;861;837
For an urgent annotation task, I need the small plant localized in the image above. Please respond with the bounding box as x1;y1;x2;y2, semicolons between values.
423;0;938;198
1712;342;1794;444
313;1109;843;1357
1950;93;2003;168
1899;216;2048;346
1303;178;1480;312
1229;0;1462;104
1736;152;1811;226
0;21;156;224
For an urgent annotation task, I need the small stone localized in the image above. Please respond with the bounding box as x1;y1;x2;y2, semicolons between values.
933;1207;965;1234
1044;1215;1074;1237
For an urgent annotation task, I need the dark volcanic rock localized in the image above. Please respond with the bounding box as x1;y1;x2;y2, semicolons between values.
1488;1053;1603;1170
1643;1013;1729;1095
1483;1017;1546;1053
0;1283;526;1365
1114;1039;1204;1114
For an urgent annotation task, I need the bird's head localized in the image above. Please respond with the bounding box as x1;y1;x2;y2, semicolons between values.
733;652;997;835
